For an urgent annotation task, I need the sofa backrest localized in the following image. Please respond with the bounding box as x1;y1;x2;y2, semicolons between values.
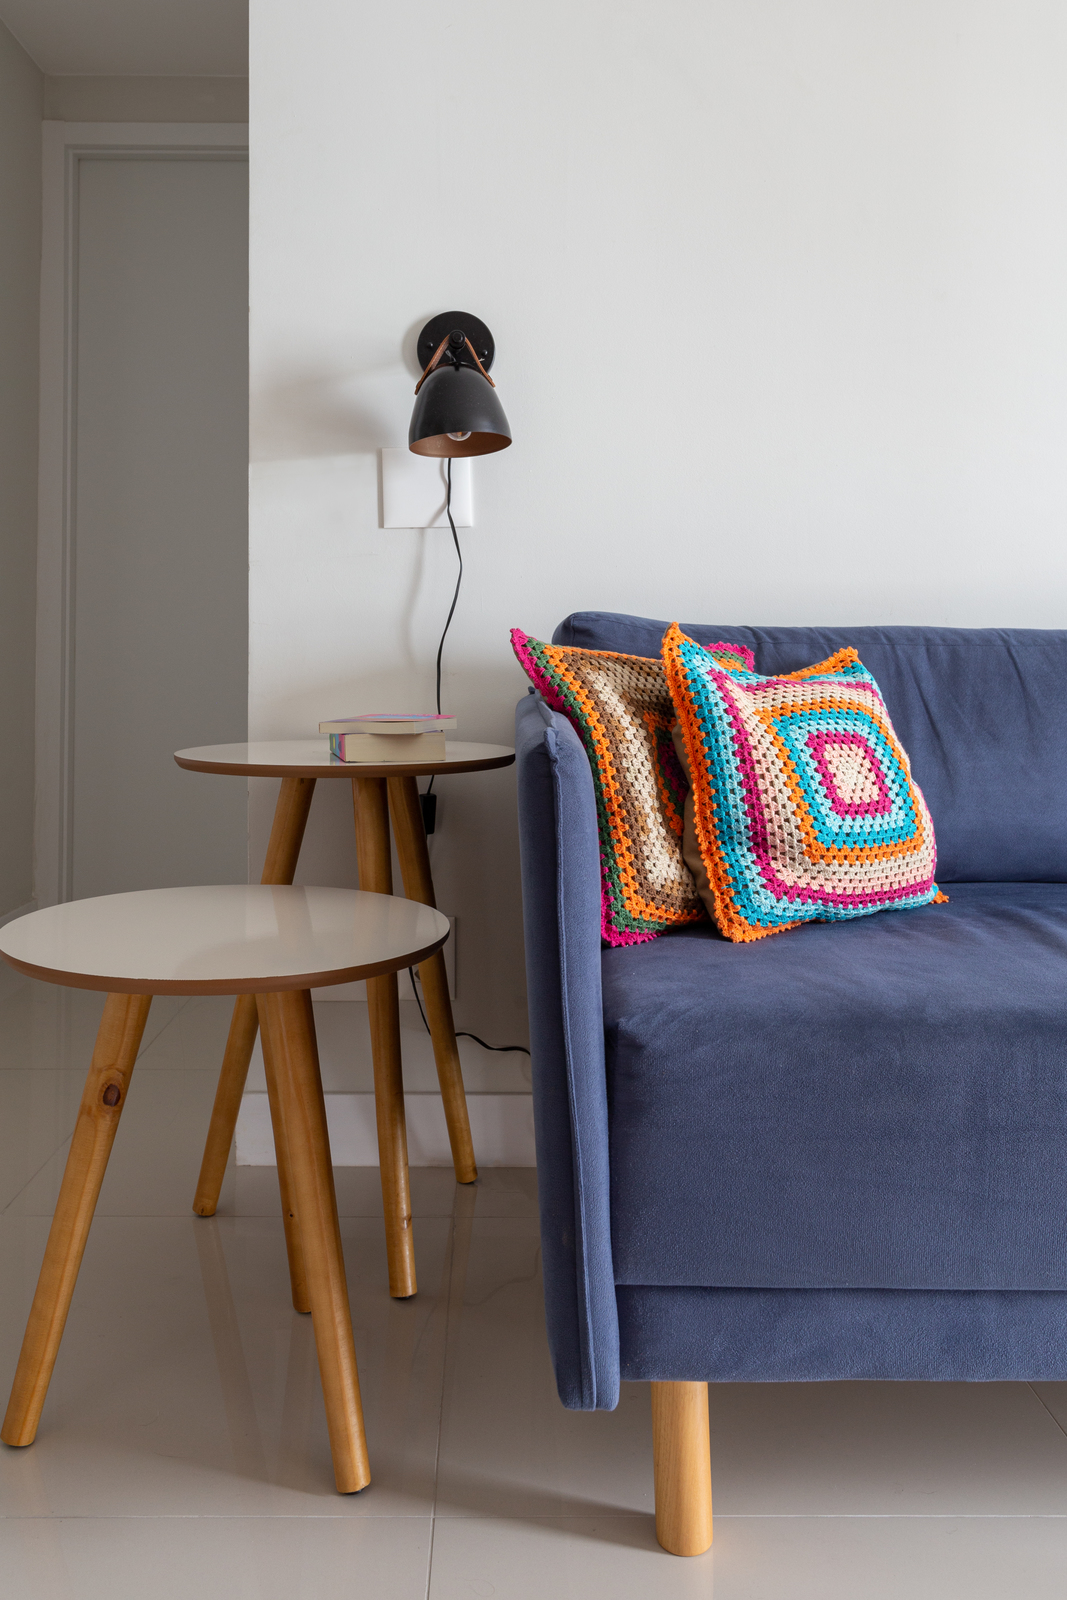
553;613;1067;883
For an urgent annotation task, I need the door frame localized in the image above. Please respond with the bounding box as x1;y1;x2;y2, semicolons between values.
35;122;249;907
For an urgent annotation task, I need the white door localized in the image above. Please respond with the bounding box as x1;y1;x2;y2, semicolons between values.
70;153;248;899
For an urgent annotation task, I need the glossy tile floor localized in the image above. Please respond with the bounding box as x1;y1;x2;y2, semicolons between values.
1;976;1066;1597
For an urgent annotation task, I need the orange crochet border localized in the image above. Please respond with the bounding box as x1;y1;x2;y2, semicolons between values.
543;647;705;927
663;625;794;941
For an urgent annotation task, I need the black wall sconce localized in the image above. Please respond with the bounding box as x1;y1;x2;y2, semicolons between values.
405;311;512;833
409;311;512;458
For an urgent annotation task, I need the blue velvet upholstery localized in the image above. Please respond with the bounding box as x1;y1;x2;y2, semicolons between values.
515;692;618;1409
617;1286;1067;1382
606;884;1067;1290
517;617;1067;1409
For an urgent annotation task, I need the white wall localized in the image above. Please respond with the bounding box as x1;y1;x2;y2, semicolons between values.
0;21;41;921
250;1;1067;1054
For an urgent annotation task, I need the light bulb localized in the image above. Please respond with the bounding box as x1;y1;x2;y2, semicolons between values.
447;430;472;441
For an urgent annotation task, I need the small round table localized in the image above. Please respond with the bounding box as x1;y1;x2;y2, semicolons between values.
173;740;515;1299
0;885;449;1495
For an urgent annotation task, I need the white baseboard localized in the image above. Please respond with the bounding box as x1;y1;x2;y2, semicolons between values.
236;1091;536;1167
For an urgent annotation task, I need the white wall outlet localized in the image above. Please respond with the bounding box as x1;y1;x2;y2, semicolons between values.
380;448;472;529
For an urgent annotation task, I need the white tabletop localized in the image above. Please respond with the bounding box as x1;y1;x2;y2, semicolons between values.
0;887;449;996
173;739;515;779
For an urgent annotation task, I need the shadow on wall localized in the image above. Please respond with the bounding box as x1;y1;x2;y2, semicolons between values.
257;662;529;744
401;313;441;379
248;660;532;1041
250;365;390;460
250;316;449;462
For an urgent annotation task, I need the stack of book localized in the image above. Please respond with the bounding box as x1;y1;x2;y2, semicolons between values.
319;712;456;763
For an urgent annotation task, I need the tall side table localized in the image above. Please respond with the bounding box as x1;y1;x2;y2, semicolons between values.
174;740;515;1300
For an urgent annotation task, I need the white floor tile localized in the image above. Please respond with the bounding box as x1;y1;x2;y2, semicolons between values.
708;1379;1067;1514
1031;1381;1067;1438
0;979;183;1075
133;993;234;1071
0;981;195;1212
6;1069;232;1218
427;1514;1067;1600
0;1515;432;1600
0;1211;450;1518
0;1070;89;1211
428;1517;682;1599
436;1213;656;1520
227;1164;533;1222
233;1162;464;1219
3;1068;482;1240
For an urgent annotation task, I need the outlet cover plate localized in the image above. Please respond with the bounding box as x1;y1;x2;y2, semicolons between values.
380;448;472;529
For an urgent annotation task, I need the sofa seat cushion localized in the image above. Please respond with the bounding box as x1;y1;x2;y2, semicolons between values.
604;882;1067;1290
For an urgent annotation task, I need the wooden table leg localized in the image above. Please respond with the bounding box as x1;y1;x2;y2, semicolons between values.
192;993;258;1215
388;775;477;1184
259;989;370;1494
651;1380;713;1556
2;993;152;1447
256;996;310;1314
352;775;417;1299
193;775;316;1220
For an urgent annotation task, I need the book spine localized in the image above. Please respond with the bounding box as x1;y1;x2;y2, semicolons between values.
330;732;447;763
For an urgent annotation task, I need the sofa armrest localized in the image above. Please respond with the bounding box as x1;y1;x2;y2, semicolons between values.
515;692;619;1410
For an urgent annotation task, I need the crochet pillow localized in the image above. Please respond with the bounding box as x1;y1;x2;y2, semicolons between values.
662;623;945;943
512;629;752;945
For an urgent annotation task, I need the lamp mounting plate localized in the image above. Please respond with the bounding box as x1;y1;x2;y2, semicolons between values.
417;311;495;375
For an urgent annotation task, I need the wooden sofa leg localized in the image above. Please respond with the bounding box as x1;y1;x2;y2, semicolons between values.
651;1380;713;1555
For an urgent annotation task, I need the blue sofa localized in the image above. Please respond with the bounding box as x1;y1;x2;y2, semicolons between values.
514;612;1067;1553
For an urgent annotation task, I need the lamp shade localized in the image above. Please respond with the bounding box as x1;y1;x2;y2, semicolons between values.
408;364;512;458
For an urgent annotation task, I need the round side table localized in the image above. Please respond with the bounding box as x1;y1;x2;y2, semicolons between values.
174;739;515;1299
0;885;449;1495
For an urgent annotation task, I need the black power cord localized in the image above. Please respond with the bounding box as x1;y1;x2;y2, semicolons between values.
407;966;531;1056
435;456;463;716
420;457;463;836
412;459;530;1059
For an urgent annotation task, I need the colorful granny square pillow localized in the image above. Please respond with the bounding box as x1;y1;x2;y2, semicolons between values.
512;630;749;945
662;622;945;943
